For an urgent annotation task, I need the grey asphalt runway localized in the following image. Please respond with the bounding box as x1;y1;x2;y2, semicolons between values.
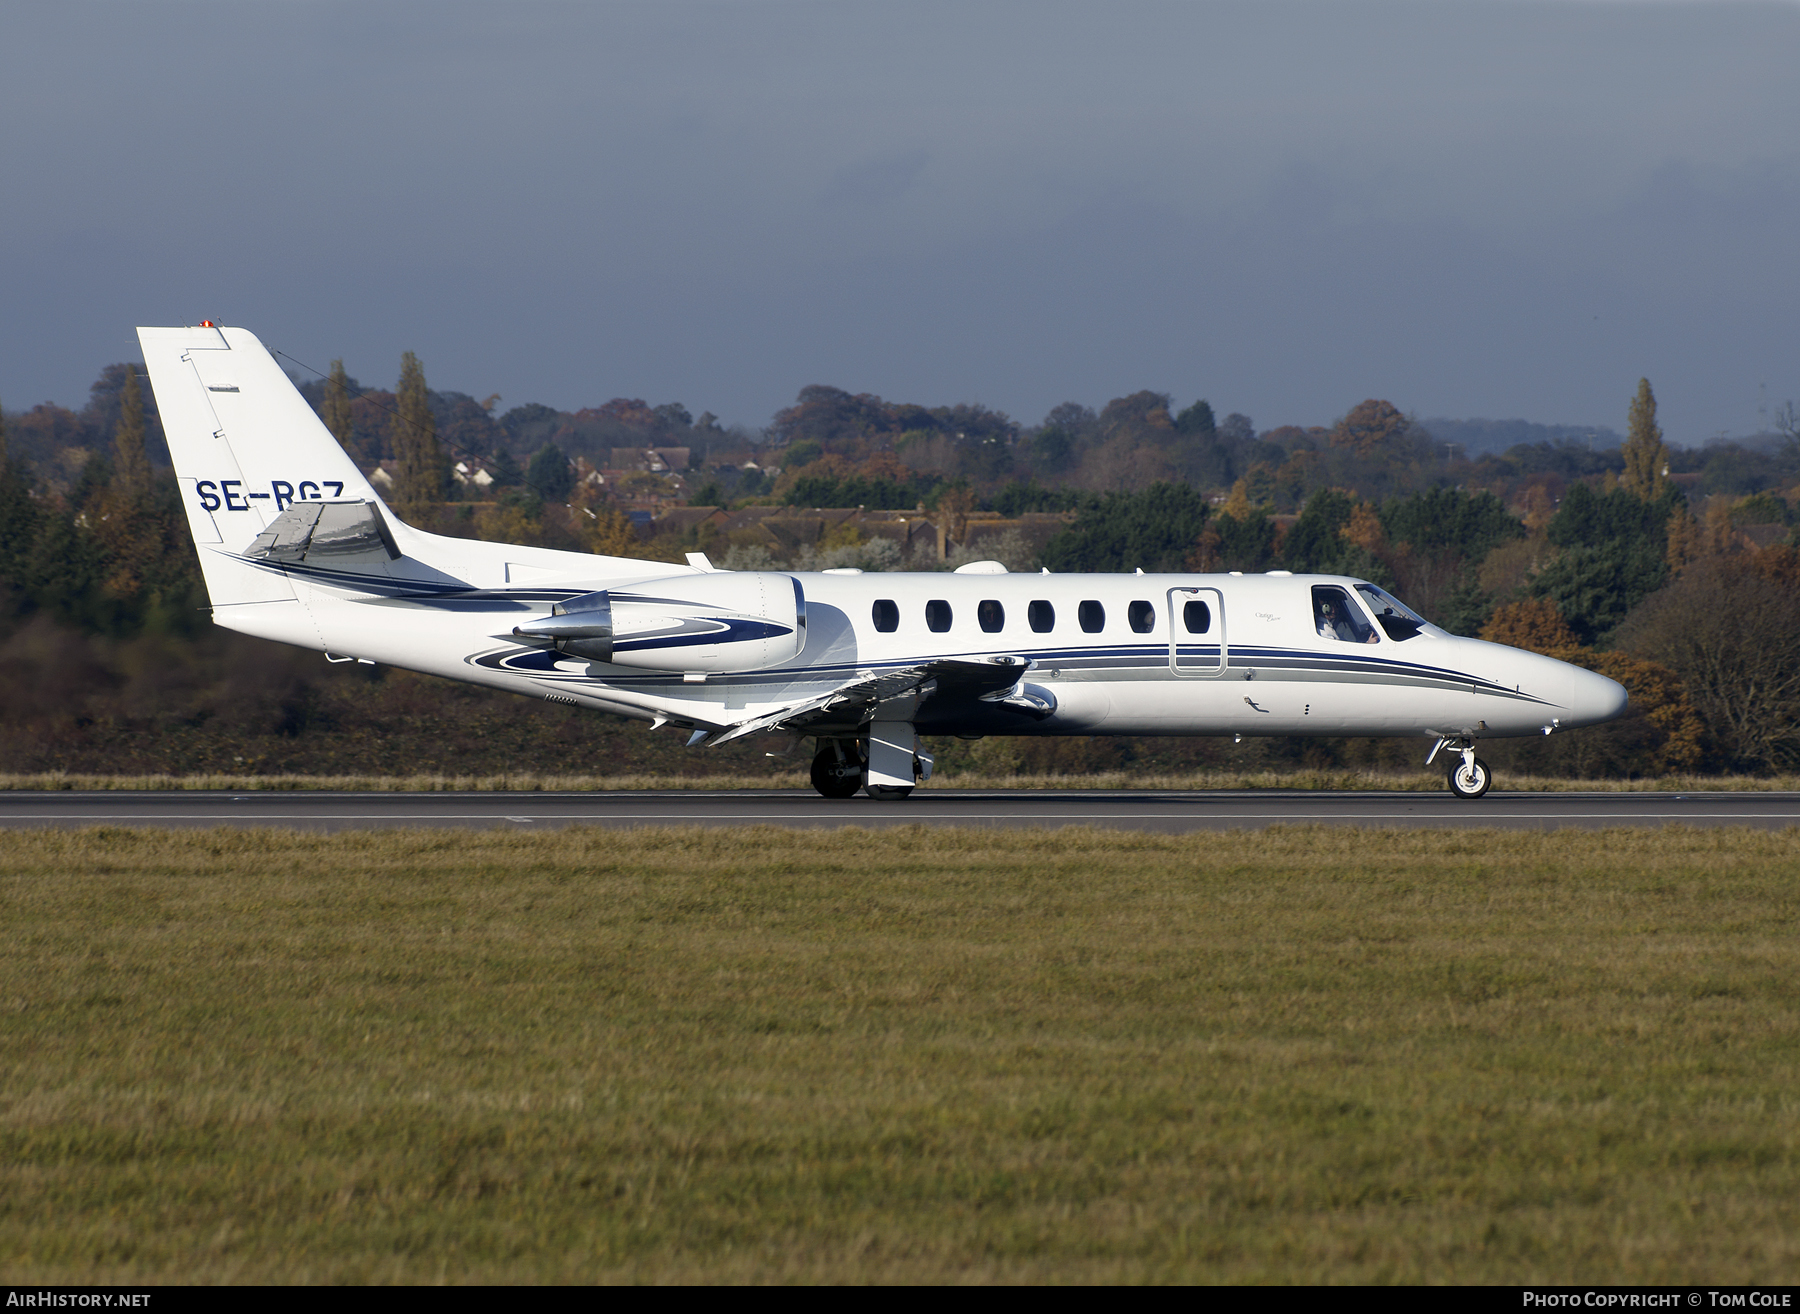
2;790;1798;831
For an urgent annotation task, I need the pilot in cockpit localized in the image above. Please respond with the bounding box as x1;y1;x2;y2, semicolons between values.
1315;592;1378;644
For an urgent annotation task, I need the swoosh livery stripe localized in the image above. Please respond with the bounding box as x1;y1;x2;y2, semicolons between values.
615;616;795;653
233;553;595;604
469;641;1555;707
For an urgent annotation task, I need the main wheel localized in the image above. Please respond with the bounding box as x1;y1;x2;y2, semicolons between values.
1447;756;1492;799
863;783;913;801
810;747;863;799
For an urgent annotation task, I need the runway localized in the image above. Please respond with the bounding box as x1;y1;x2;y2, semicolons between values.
3;789;1799;832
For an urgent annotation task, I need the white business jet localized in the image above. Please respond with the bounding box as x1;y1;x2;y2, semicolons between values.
138;324;1628;800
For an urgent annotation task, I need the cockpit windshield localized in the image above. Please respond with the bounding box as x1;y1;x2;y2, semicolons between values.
1355;583;1430;641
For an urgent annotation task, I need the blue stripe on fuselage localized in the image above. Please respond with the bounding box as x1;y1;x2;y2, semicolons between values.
473;640;1549;705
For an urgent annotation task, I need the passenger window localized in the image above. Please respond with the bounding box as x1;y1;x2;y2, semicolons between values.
1028;600;1055;633
978;599;1005;633
926;599;953;633
871;599;899;633
1183;600;1211;634
1312;585;1377;644
1079;600;1105;633
1128;600;1155;633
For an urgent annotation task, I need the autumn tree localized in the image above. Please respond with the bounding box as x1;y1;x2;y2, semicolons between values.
936;482;978;546
1339;502;1386;557
391;352;445;522
1664;500;1700;572
770;385;898;454
787;453;926;510
1480;598;1580;653
322;359;353;449
1483;598;1705;774
1330;399;1409;456
584;504;640;557
1621;378;1669;502
112;365;151;497
1097;391;1173;440
1616;555;1800;771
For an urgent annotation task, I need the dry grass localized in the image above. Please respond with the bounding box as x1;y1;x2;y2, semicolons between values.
4;769;1798;793
0;771;808;792
3;824;1799;1283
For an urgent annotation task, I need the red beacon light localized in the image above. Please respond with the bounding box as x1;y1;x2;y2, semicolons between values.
200;320;215;328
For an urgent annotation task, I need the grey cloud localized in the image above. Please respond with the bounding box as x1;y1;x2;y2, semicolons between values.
1;0;1796;443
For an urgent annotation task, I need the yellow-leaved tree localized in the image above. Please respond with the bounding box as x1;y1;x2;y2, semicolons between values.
1481;598;1704;772
391;351;445;524
1621;378;1669;503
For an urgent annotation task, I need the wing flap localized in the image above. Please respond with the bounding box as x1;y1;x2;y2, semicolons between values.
692;656;1031;747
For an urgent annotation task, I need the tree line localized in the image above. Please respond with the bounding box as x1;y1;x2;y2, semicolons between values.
3;353;1799;778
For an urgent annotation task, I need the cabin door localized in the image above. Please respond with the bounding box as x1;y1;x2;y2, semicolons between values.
1167;586;1225;678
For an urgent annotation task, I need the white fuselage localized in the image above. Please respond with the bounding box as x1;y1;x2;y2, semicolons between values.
239;548;1625;743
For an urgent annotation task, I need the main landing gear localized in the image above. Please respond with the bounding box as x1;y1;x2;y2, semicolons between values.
1429;736;1492;799
809;734;926;801
810;741;864;799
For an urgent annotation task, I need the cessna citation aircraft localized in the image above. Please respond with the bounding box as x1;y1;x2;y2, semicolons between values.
138;324;1629;800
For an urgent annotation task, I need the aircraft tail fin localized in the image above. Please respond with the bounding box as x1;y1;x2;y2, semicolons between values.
137;324;390;608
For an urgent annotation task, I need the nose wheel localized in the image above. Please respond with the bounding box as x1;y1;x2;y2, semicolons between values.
1430;736;1493;799
1447;753;1492;799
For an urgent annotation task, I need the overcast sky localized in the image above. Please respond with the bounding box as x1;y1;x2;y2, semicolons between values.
3;0;1797;443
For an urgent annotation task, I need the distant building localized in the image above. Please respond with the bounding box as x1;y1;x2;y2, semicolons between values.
452;460;495;490
609;446;691;473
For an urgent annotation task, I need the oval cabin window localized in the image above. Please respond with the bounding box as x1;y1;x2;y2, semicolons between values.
1128;600;1155;633
872;599;899;633
978;600;1005;633
926;599;953;633
1183;600;1211;634
1028;600;1055;633
1079;600;1105;633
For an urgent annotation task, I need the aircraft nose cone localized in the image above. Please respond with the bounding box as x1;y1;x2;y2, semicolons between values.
1566;664;1629;728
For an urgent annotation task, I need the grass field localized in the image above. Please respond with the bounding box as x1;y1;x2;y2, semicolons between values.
5;769;1800;792
3;824;1799;1283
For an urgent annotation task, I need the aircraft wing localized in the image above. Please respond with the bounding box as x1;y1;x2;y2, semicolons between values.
693;656;1030;746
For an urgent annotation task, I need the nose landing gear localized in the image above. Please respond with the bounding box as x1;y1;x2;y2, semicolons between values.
1447;753;1492;799
1428;735;1492;799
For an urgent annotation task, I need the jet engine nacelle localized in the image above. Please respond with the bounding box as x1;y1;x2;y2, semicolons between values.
514;572;806;673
